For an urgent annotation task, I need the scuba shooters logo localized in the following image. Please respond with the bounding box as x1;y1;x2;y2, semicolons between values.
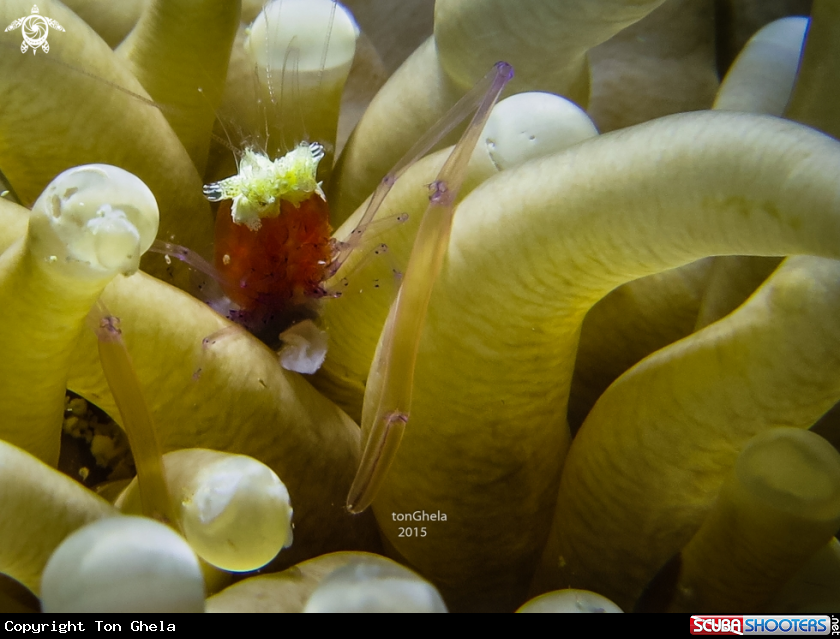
690;616;837;635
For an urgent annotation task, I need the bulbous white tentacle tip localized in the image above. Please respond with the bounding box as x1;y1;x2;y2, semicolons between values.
516;589;623;613
303;558;448;613
41;516;205;613
475;92;598;173
182;454;293;572
30;164;160;278
246;0;359;77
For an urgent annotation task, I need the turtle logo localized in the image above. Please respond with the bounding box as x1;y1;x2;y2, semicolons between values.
5;5;64;54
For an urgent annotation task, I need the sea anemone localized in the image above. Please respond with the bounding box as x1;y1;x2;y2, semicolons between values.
0;0;838;614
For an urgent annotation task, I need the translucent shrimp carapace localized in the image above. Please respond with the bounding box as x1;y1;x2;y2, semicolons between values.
205;141;333;340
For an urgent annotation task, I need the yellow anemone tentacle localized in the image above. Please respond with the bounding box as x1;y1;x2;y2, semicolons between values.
117;0;240;174
0;165;158;465
786;0;840;138
569;259;715;431
205;551;417;613
588;0;718;133
0;0;213;283
0;197;29;252
535;256;840;609
366;112;840;610
318;93;598;422
329;0;669;224
117;448;294;573
41;516;205;613
695;16;809;330
61;0;146;47
573;14;811;426
669;428;840;613
0;440;117;594
65;271;380;567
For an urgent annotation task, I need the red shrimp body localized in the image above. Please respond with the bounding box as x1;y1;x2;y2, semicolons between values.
213;193;332;338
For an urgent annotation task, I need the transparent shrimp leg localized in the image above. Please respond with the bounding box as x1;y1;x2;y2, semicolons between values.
346;61;514;514
324;238;406;300
148;239;232;308
87;300;176;527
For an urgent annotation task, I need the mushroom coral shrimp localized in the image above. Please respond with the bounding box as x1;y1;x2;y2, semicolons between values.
206;143;331;326
2;0;840;614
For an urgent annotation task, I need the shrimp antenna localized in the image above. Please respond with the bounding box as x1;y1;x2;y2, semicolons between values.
194;77;245;170
304;0;338;156
243;0;352;164
247;4;282;156
280;37;303;155
209;127;244;161
259;64;273;153
314;1;338;131
346;61;514;514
